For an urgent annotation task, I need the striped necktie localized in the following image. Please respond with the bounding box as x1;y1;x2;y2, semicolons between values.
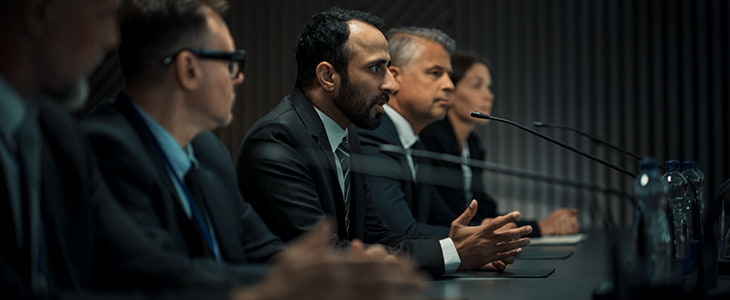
335;136;351;233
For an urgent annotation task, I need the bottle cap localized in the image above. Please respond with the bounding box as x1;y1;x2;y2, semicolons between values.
665;160;680;172
681;160;697;170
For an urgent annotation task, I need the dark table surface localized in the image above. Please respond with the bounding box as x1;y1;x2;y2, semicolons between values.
422;229;730;300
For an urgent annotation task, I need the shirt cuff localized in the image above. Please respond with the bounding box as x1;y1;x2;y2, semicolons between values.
439;237;461;273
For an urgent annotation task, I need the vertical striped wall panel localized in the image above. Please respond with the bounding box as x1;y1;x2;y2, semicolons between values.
453;0;729;228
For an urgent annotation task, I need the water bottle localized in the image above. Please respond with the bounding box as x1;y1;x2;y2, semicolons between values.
663;160;691;259
681;161;705;241
633;158;673;286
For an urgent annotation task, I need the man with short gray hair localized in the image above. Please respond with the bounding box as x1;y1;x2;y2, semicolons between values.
358;26;532;271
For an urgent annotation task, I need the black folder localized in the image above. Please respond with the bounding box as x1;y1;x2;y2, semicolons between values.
440;267;556;279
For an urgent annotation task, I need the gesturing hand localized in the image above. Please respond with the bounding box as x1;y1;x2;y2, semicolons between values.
449;200;532;271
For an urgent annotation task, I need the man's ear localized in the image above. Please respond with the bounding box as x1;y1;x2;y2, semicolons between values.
315;61;340;93
174;51;202;90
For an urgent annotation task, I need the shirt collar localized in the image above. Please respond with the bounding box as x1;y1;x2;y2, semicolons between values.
384;104;418;148
314;106;349;153
132;102;198;177
0;75;27;146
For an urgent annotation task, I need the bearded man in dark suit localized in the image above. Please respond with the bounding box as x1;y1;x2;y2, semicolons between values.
237;7;532;277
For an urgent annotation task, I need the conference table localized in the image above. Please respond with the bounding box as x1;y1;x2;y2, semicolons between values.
423;229;730;299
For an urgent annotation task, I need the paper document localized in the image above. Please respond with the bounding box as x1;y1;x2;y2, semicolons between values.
529;233;587;246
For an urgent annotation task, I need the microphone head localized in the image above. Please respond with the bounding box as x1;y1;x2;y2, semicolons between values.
470;111;491;120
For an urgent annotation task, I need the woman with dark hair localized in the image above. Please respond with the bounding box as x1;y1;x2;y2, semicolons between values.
420;51;580;236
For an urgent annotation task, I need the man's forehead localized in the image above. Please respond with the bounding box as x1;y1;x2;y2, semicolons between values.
345;20;389;59
410;39;452;70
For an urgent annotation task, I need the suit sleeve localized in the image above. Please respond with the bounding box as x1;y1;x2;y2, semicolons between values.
358;182;446;276
237;130;332;242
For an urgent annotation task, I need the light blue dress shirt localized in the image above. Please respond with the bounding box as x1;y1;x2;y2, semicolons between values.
132;104;221;259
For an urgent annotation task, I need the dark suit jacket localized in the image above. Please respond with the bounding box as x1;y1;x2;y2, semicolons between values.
420;117;541;236
81;94;284;278
356;114;456;238
0;99;250;299
237;89;445;275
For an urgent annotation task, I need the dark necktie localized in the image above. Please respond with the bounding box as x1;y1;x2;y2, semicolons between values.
183;166;221;261
408;140;425;181
335;135;351;233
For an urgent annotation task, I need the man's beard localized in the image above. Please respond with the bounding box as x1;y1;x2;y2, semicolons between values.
334;78;389;130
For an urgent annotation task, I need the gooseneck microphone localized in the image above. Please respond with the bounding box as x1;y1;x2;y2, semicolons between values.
471;111;636;177
378;144;630;198
533;121;643;161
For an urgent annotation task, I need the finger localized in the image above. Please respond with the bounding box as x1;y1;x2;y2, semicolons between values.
493;224;533;240
477;261;504;272
452;200;478;226
383;254;400;264
494;247;524;260
496;238;531;253
491;260;506;272
364;244;390;260
495;222;517;233
349;239;367;257
481;211;521;231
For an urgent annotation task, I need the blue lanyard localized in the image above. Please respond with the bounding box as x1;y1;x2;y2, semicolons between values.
122;95;221;261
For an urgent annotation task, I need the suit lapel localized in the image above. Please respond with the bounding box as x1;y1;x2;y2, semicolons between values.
113;95;187;214
290;91;339;177
113;94;208;255
288;90;348;237
378;115;419;209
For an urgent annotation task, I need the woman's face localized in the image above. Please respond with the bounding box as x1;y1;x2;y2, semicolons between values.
449;63;494;124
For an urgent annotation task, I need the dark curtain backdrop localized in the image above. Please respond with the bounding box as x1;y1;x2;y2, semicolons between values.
85;0;728;229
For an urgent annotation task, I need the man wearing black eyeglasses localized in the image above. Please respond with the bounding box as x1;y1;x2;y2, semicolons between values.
80;0;283;286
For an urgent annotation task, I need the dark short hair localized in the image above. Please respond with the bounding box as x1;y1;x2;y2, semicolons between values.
450;51;491;85
295;7;384;90
118;0;229;83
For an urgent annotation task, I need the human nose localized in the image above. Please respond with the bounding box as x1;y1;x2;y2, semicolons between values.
382;68;399;95
442;74;454;92
484;88;494;103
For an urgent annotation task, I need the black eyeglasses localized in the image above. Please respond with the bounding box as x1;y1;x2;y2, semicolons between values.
161;48;247;79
